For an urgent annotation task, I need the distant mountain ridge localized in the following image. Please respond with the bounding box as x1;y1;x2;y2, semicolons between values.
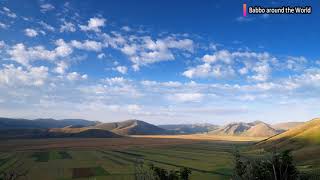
0;117;99;129
0;117;306;138
95;119;169;135
159;123;219;134
210;121;283;137
0;128;121;139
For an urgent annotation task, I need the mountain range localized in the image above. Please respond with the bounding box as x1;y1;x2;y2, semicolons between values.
0;117;307;139
210;121;285;137
0;117;98;129
158;123;219;134
95;119;169;135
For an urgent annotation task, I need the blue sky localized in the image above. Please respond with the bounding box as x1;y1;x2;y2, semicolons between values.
0;0;319;125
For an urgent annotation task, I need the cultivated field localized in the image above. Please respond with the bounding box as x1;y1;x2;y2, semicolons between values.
0;135;263;180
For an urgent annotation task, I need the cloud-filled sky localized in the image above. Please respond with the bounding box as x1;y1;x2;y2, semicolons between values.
0;0;319;125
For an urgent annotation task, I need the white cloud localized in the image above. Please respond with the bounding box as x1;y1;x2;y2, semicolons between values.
103;77;128;85
39;21;55;31
169;93;204;103
0;64;48;87
183;63;235;79
70;40;103;51
114;66;128;74
24;28;38;37
183;50;275;80
0;41;5;49
1;7;17;18
97;53;105;59
286;56;307;71
202;50;232;64
121;26;131;32
80;17;106;32
107;35;194;70
60;21;76;32
40;3;55;13
249;63;271;82
66;72;88;81
127;104;142;114
8;39;73;66
54;61;68;74
0;22;8;29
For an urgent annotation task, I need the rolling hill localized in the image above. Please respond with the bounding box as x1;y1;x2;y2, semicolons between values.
95;119;169;135
159;123;219;134
0;128;121;139
272;122;304;131
0;117;99;129
210;121;282;137
257;118;320;149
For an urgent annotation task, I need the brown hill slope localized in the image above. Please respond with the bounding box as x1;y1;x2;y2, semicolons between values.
0;117;98;129
158;123;219;134
95;119;168;135
272;122;304;131
0;127;121;139
211;121;281;137
257;118;320;149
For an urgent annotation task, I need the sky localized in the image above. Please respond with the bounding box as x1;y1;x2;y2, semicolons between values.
0;0;319;125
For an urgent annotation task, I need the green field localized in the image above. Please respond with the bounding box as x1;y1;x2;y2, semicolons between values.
2;136;319;180
0;141;251;180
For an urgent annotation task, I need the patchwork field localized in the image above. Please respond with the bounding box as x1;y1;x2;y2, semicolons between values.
0;135;277;180
1;135;320;179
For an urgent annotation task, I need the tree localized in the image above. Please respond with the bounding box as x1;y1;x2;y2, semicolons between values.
134;160;192;180
179;167;192;180
232;149;302;180
0;162;29;180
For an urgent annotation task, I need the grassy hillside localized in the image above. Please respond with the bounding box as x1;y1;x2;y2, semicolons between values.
95;119;168;135
0;128;121;139
256;118;320;173
257;118;320;149
0;117;98;129
210;121;281;137
272;122;304;131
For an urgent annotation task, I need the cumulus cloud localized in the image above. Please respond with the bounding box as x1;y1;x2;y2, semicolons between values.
183;63;235;79
169;93;204;103
0;64;48;87
183;50;276;81
0;41;5;49
70;40;103;51
121;26;131;32
54;61;68;74
66;72;88;81
7;39;72;66
60;21;76;32
40;3;55;13
24;28;38;37
1;7;17;18
114;66;128;74
80;17;106;32
97;53;105;59
39;21;55;32
101;33;194;70
0;22;8;29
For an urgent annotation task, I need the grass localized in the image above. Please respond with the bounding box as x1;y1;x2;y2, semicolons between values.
32;152;50;162
0;135;281;180
31;151;72;162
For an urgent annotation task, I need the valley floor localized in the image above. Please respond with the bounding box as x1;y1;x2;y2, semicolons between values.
0;135;317;180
